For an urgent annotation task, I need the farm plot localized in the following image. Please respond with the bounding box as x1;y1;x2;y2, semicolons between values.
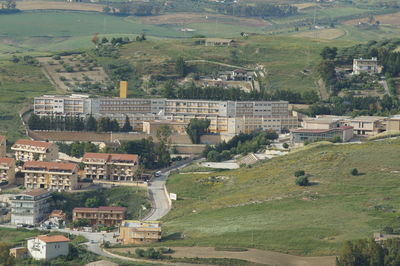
38;54;112;93
16;1;105;12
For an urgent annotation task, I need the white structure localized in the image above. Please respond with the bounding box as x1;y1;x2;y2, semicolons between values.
353;57;379;75
11;139;59;162
10;189;52;225
27;235;70;260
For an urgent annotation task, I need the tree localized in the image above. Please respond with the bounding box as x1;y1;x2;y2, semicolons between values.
156;125;172;146
91;33;99;46
283;143;289;149
162;80;176;99
28;113;42;130
85;115;97;131
175;57;187;77
320;47;338;60
351;168;358;176
186;118;210;144
85;197;100;208
0;242;14;266
102;6;110;13
294;170;305;177
122;116;133;132
295;176;309;186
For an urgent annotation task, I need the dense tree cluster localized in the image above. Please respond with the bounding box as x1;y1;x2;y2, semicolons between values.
185;118;210;144
203;130;278;162
216;3;298;18
57;141;99;158
336;238;400;266
28;114;133;133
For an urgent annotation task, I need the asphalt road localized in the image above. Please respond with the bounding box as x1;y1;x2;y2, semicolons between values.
143;171;171;221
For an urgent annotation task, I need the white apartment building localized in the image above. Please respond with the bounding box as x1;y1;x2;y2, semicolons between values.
22;161;78;191
34;94;93;116
10;189;52;225
0;158;15;184
353;57;379;75
27;235;70;260
11;140;58;162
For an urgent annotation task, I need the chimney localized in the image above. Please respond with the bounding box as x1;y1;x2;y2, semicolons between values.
120;81;128;98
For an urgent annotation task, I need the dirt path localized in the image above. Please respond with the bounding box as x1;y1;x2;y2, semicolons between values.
185;59;253;70
112;247;336;266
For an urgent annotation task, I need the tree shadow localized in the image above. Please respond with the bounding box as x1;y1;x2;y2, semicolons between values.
162;232;184;241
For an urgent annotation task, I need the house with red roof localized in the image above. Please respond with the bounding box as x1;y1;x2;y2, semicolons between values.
73;206;127;227
82;152;139;183
27;235;70;260
11;139;58;162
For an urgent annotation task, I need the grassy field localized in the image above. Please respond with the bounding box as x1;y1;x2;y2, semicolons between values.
119;35;353;93
0;227;39;246
161;140;400;256
0;60;55;142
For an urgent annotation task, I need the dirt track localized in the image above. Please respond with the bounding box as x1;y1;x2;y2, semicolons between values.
16;1;104;12
111;247;336;266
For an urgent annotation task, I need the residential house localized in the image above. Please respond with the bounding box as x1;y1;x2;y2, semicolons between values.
73;206;127;227
217;69;255;81
11;140;58;162
0;158;15;184
118;220;162;245
353;57;380;75
22;161;78;191
0;135;6;157
82;153;139;182
27;235;70;260
10;189;52;225
205;38;234;46
291;126;354;144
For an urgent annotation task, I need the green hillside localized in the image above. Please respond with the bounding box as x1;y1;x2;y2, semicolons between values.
163;140;400;256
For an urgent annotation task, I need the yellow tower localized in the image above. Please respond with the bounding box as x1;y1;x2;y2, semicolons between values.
120;81;128;98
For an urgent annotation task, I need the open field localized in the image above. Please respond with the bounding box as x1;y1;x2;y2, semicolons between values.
0;60;55;142
343;12;400;26
0;227;39;246
158;140;400;256
16;1;105;12
119;35;353;93
37;54;111;92
293;28;345;40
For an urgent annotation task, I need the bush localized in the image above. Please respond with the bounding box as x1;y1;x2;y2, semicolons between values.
283;143;289;149
52;55;61;60
294;170;305;177
383;226;394;234
135;248;145;257
295;176;309;186
351;168;358;176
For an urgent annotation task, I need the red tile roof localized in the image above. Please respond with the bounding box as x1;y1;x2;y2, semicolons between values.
0;157;14;167
23;161;77;172
83;153;139;162
109;154;138;162
73;207;98;212
14;139;53;149
37;235;70;243
291;128;331;133
83;153;110;161
73;206;127;213
24;189;49;197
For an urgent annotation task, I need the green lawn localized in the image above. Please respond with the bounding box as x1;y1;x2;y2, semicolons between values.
0;60;55;142
161;140;400;255
0;227;39;246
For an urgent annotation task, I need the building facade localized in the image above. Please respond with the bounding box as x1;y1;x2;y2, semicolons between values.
291;126;354;144
342;116;386;136
0;135;6;157
22;161;78;191
10;189;52;225
11;140;58;162
353;57;379;75
0;158;15;184
34;94;92;116
119;220;162;245
82;153;139;182
72;206;127;226
27;235;70;261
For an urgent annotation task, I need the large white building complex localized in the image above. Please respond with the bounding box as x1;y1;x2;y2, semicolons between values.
33;95;299;135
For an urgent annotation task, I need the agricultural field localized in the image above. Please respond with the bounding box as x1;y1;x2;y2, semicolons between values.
0;227;39;246
119;35;353;94
292;28;345;40
162;140;400;256
16;1;105;12
0;60;55;142
38;54;112;92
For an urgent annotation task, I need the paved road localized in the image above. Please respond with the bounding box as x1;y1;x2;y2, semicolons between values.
143;171;171;221
380;79;390;95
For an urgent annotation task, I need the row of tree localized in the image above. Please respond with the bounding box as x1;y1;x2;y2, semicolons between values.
203;130;278;162
216;3;298;18
28;114;133;133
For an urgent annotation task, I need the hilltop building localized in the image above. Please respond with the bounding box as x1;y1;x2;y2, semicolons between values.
205;38;235;46
353;57;380;75
73;206;127;226
10;189;52;225
119;220;162;244
22;161;78;191
0;158;15;184
82;153;139;182
11;140;58;162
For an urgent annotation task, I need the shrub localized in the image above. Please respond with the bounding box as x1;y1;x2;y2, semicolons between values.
295;176;309;186
383;226;394;234
351;168;358;176
135;248;145;257
283;143;289;149
52;55;61;60
294;170;305;177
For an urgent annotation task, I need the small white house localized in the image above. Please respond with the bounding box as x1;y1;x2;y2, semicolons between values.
27;235;70;260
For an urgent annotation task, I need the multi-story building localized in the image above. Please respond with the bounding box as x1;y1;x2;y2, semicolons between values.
27;235;70;261
0;158;15;184
342;116;386;136
0;135;6;157
353;57;379;75
34;94;92;116
10;189;52;225
119;220;162;245
291;126;354;144
22;161;78;191
72;206;127;226
82;153;139;182
11;140;58;162
33;95;299;134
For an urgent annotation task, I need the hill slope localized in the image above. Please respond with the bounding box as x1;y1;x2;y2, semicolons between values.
163;140;400;256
